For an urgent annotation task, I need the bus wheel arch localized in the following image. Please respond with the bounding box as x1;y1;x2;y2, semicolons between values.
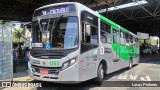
94;60;107;85
100;60;107;74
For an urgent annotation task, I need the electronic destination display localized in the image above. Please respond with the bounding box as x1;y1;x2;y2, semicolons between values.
34;4;76;17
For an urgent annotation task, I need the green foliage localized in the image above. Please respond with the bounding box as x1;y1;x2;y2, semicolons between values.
13;28;23;42
139;39;144;45
0;20;11;25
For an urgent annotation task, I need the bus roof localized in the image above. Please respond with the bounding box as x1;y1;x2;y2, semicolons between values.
34;2;138;38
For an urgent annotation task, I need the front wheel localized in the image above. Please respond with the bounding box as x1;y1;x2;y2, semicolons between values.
95;64;104;85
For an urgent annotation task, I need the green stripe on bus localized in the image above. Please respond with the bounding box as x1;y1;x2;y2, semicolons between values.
112;43;139;60
99;15;139;60
99;15;129;33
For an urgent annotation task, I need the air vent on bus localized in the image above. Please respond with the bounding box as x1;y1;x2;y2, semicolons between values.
30;50;66;59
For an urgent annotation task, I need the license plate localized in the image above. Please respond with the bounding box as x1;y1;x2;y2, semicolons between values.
40;69;48;74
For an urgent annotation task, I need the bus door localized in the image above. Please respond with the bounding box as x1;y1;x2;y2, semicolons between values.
112;27;121;70
80;11;99;80
80;22;98;80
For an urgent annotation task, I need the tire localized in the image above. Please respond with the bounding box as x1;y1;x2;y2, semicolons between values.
129;59;133;69
95;64;104;85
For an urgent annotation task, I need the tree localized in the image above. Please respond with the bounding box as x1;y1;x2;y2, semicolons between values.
0;20;11;25
13;28;23;42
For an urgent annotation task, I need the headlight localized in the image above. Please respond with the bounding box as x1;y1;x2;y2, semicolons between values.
62;58;77;70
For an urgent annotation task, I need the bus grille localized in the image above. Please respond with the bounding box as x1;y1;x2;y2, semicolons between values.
31;65;61;75
30;50;65;59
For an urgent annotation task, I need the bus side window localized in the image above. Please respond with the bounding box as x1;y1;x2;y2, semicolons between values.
100;31;107;43
130;35;133;46
90;26;98;44
113;29;119;44
100;21;111;43
81;11;98;53
120;31;125;45
81;22;98;53
82;22;98;44
135;38;139;47
125;33;130;46
133;37;136;47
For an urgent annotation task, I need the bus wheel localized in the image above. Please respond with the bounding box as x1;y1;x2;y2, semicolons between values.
129;59;133;69
95;64;104;85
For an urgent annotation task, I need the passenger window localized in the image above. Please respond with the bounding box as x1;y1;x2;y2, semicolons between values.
81;11;99;53
133;37;136;47
81;22;98;53
100;21;111;43
113;29;119;43
100;31;107;43
130;35;133;46
90;26;98;44
135;38;139;47
120;31;125;45
82;23;98;44
125;33;130;46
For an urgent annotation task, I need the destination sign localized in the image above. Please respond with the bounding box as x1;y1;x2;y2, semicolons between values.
34;4;76;17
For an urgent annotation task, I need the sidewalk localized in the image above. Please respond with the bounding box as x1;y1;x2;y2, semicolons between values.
13;72;32;81
1;65;33;90
13;65;32;81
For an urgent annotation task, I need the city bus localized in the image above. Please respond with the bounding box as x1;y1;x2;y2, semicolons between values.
28;2;139;83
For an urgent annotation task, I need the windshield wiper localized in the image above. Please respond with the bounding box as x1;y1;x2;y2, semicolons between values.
38;18;51;33
56;15;63;26
50;15;63;43
51;15;63;31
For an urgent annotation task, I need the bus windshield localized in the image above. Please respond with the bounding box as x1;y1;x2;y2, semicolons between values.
32;16;78;49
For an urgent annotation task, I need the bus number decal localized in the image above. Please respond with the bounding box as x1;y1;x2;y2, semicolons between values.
50;61;59;66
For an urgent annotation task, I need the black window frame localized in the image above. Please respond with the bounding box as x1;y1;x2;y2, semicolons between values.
80;11;99;53
119;30;126;45
112;28;120;44
100;20;111;44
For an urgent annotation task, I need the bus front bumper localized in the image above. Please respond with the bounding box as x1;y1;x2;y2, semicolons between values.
28;62;81;83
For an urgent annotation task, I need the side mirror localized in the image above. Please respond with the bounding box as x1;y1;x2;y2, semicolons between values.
86;24;91;36
22;23;31;36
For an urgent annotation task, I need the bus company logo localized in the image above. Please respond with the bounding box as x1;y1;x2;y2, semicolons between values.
2;82;11;87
